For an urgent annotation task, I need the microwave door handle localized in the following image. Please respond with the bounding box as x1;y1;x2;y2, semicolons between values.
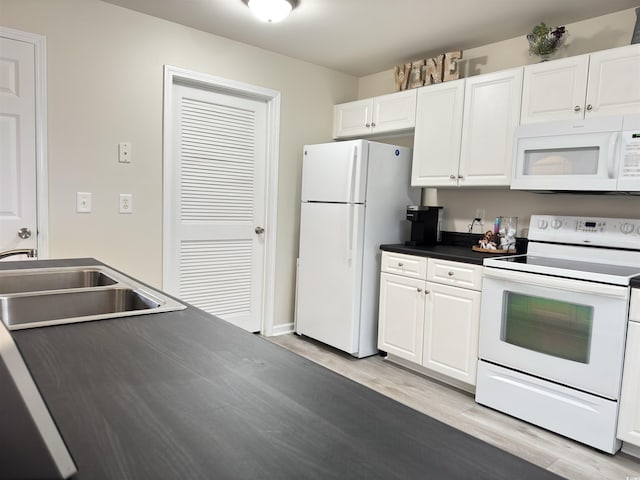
607;132;619;178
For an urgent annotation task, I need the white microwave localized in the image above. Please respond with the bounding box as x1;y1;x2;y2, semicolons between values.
511;114;640;192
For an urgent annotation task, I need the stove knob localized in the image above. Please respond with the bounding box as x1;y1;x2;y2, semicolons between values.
537;219;548;229
621;222;635;234
551;219;562;229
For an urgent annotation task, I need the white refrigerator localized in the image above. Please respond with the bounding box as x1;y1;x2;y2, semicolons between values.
295;140;419;358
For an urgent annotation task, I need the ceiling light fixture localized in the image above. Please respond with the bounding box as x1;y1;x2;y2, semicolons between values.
247;0;294;23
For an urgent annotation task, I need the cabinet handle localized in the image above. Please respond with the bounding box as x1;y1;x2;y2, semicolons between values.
448;271;455;276
574;105;581;112
586;104;593;111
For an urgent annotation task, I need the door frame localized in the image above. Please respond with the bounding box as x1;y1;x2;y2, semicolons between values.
0;27;48;257
162;65;280;336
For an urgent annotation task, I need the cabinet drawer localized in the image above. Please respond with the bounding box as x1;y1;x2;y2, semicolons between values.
381;251;427;279
427;258;482;290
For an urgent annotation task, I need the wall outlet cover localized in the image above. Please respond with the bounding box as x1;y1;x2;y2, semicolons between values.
119;193;133;214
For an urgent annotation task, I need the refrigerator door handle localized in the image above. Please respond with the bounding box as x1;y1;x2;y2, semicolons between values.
346;145;358;203
346;204;354;263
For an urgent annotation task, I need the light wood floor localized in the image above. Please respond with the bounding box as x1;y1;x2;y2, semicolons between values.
266;333;640;480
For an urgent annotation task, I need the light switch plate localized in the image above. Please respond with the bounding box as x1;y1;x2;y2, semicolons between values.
76;192;92;213
118;142;131;163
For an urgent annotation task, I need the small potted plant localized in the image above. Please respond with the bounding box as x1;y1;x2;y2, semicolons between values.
527;22;567;61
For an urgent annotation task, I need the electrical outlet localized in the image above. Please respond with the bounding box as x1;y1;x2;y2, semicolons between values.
119;194;133;214
76;192;92;213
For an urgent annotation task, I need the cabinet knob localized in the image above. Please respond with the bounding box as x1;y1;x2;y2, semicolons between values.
450;174;456;180
398;262;404;267
417;288;422;293
458;175;464;179
574;105;581;112
371;122;376;127
448;271;455;276
586;104;593;111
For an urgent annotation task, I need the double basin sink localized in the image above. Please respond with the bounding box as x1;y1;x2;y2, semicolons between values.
0;265;186;330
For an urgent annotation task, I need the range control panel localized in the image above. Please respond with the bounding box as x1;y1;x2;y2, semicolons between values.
529;215;640;249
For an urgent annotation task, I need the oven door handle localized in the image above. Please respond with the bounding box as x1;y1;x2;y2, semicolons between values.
483;267;628;299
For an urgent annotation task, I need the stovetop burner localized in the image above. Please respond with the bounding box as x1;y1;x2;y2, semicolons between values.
484;215;640;286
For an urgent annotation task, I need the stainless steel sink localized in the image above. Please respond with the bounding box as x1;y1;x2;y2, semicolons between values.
0;265;186;330
0;268;117;294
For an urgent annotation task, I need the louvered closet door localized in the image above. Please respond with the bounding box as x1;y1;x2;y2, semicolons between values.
167;84;267;332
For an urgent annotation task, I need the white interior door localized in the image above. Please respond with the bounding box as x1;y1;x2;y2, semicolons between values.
0;36;37;257
165;82;267;332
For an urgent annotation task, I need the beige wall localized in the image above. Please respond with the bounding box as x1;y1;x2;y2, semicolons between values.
2;0;357;328
359;7;640;235
358;8;638;98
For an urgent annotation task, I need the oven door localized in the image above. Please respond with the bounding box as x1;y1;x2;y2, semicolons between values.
479;267;629;399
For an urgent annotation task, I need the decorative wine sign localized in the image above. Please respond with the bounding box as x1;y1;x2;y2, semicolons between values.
394;51;462;91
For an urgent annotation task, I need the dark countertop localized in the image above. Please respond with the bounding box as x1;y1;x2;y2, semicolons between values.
5;258;559;480
380;243;501;265
381;232;527;265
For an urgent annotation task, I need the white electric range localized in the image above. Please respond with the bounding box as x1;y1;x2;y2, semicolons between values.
477;215;640;454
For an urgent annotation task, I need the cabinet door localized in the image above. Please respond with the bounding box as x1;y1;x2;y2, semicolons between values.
378;272;425;363
372;89;417;134
618;321;640;446
520;55;589;123
586;44;640;118
459;68;523;187
333;99;372;138
411;80;465;187
423;281;481;385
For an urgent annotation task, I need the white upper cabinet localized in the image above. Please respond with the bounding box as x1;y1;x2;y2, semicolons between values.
521;44;640;124
587;44;640;117
411;80;465;187
520;55;589;123
459;67;523;187
333;89;417;139
412;68;523;187
411;79;465;187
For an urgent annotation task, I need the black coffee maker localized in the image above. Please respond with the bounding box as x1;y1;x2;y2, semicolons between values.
405;206;443;246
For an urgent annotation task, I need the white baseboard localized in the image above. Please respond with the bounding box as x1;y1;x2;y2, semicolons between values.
266;322;294;337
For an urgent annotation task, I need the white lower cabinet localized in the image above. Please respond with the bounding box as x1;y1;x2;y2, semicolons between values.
423;281;481;385
378;272;425;364
617;290;640;454
378;252;482;388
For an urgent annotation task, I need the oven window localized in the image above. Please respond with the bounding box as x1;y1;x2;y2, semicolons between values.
501;292;593;363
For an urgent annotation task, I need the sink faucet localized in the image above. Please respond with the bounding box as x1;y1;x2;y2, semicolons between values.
0;249;37;260
467;217;482;234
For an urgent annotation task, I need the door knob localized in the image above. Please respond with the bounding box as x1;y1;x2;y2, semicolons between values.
18;227;31;239
255;226;265;235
